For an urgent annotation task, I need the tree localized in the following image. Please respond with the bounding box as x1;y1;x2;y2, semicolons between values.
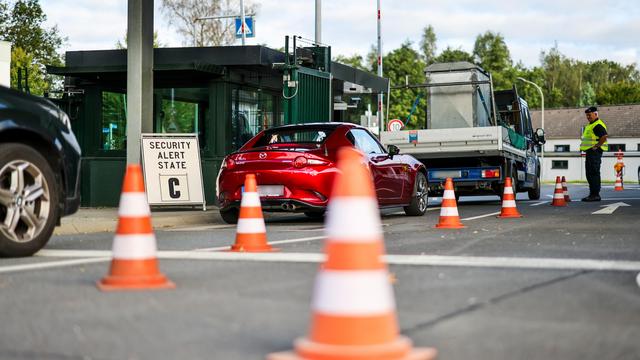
473;31;512;89
0;0;66;95
160;0;259;47
384;41;426;129
420;25;437;65
433;47;474;63
334;54;368;72
596;82;640;105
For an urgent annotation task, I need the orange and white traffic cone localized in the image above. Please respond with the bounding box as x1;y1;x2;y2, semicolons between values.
267;147;437;360
550;176;567;207
435;177;465;229
97;164;175;291
561;176;571;202
614;174;624;191
497;177;522;218
229;174;274;252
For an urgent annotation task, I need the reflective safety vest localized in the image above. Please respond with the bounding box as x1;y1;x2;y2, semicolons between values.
580;118;608;151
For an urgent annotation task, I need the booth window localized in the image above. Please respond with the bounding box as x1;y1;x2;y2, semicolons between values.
232;88;279;150
554;144;570;152
551;160;568;169
101;91;127;150
155;88;208;148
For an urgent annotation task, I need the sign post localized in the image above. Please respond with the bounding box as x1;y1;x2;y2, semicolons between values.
141;134;206;210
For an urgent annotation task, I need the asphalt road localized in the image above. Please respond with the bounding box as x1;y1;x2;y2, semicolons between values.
1;184;639;360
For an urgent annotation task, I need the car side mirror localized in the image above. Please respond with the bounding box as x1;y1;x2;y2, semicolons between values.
387;144;400;159
534;128;546;145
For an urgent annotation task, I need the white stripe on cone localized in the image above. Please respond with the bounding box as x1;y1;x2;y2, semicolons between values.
312;270;395;315
240;192;261;207
118;193;151;217
326;198;383;241
553;193;564;199
555;183;563;189
236;218;267;234
503;187;514;195
502;200;516;208
112;234;158;259
443;189;456;199
439;206;459;217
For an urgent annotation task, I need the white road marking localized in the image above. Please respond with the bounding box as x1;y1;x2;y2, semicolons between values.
0;257;110;274
30;251;640;272
461;212;501;221
530;201;549;206
192;235;327;252
166;224;235;232
545;195;553;198
636;273;640;288
592;202;630;215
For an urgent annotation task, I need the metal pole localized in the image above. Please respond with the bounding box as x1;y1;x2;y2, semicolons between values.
315;0;321;44
517;77;545;180
377;0;384;129
240;0;246;45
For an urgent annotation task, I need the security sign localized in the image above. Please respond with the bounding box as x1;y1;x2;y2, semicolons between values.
141;134;206;210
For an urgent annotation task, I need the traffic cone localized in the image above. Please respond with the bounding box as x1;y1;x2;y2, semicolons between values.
97;164;175;291
497;177;522;218
550;176;567;207
561;176;571;202
435;177;465;229
267;147;437;360
229;174;274;252
614;174;624;191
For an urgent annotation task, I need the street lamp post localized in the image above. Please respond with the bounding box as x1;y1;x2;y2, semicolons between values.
517;77;544;180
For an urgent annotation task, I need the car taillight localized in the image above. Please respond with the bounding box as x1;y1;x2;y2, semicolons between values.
293;156;308;168
481;169;500;178
223;157;235;169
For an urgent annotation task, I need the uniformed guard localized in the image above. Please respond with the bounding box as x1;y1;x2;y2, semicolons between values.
580;106;608;201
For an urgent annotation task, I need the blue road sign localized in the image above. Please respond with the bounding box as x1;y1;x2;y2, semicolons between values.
235;17;255;38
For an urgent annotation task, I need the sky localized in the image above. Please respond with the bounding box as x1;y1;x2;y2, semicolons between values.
39;0;639;69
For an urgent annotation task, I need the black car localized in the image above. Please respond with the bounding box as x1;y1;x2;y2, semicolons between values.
0;85;81;257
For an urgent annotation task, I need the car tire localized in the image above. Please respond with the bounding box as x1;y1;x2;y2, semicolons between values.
0;143;59;257
219;208;239;224
304;211;325;219
528;173;541;200
404;172;428;216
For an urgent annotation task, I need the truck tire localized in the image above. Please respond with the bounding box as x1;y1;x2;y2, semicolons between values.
528;174;541;200
0;143;59;257
404;172;428;216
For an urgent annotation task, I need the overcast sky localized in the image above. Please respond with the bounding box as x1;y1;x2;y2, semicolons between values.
40;0;639;68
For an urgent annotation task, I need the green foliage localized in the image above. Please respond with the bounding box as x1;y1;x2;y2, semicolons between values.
433;47;474;63
420;25;437;64
595;82;640;105
473;31;512;90
334;54;368;71
0;0;66;95
383;41;426;129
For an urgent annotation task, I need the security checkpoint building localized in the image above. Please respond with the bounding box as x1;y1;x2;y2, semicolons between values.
531;104;640;183
47;45;388;206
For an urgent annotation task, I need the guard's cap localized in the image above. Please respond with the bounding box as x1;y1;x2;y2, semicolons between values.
585;106;598;113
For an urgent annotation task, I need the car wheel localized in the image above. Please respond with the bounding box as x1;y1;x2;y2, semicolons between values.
0;143;59;257
304;211;325;219
528;174;541;200
404;172;428;216
219;208;239;224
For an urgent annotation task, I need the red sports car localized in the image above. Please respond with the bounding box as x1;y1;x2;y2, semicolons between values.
216;123;428;223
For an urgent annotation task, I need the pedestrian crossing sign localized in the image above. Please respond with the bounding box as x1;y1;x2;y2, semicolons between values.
235;17;255;38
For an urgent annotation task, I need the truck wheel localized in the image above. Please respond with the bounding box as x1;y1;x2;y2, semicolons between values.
0;143;59;257
219;208;239;224
404;172;428;216
528;175;541;200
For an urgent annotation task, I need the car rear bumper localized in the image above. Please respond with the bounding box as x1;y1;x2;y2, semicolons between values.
221;198;326;213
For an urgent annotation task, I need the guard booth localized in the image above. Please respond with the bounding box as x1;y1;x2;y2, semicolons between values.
47;43;388;206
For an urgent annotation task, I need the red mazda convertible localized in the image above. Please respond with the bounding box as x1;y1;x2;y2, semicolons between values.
216;123;428;223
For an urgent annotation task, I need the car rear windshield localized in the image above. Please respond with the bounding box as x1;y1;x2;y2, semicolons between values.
253;128;335;147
